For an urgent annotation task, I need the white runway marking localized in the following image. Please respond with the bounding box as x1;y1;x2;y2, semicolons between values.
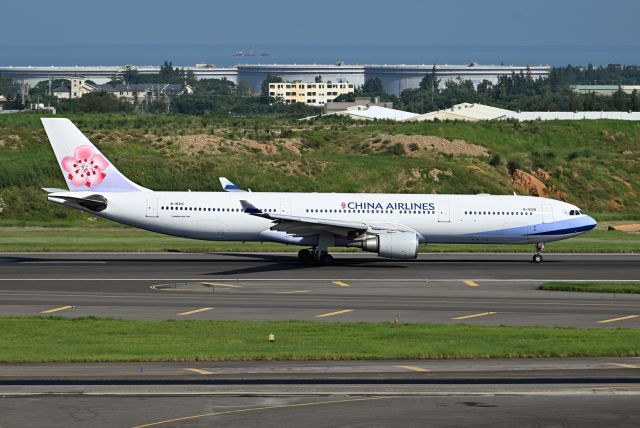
19;261;107;264
1;278;640;282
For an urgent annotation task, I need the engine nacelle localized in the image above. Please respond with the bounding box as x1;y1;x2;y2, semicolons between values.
360;232;419;260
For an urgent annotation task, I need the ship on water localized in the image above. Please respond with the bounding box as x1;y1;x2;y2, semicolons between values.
232;49;256;57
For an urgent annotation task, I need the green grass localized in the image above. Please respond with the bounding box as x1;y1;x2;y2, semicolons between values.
2;114;640;225
540;282;640;294
1;317;640;363
0;227;637;252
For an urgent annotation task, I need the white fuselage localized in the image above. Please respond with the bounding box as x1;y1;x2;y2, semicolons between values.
57;191;597;247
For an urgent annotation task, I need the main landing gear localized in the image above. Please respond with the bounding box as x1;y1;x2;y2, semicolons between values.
298;248;334;266
533;242;544;263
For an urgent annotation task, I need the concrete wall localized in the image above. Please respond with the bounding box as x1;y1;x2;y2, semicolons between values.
365;65;550;96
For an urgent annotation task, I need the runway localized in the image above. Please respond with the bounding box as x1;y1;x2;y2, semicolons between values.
1;253;640;327
2;252;640;426
2;357;640;427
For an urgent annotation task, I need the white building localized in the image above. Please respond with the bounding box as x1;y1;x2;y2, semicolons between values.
333;105;419;121
269;81;354;106
507;111;640;121
52;78;96;99
0;95;7;111
409;103;513;122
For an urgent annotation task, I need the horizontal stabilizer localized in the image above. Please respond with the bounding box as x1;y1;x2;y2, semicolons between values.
47;191;108;212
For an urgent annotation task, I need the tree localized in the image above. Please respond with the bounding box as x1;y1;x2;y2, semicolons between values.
612;86;628;111
631;90;640;111
419;66;440;93
315;75;323;83
159;61;175;81
361;77;384;95
122;66;141;84
261;74;283;96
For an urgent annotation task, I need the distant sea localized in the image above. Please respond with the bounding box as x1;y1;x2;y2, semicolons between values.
0;44;638;67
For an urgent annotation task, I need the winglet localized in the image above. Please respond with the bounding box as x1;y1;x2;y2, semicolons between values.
219;177;246;192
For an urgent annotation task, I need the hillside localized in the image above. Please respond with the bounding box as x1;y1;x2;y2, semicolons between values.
1;113;639;226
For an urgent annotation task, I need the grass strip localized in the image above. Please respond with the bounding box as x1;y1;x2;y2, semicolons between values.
539;282;640;294
0;228;638;253
1;317;640;363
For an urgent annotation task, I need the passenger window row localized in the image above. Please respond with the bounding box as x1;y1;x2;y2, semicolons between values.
160;206;277;213
465;211;533;216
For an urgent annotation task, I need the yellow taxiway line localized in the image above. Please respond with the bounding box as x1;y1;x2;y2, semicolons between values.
131;396;393;428
184;368;214;375
452;311;496;320
315;309;353;318
598;315;639;324
463;280;479;287
177;307;214;316
333;281;351;287
396;365;430;373
200;282;242;288
609;363;640;369
40;305;73;314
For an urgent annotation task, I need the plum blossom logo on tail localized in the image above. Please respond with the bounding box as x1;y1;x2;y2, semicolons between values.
61;145;109;188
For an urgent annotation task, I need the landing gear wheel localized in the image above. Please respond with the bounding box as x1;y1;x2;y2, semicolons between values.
298;249;315;264
319;252;334;266
298;249;311;261
533;253;543;264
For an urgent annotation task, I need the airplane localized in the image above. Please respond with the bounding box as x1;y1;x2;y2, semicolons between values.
41;118;597;265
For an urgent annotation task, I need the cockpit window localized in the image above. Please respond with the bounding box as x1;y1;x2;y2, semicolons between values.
569;210;575;215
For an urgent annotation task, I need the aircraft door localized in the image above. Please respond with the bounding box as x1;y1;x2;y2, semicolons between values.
438;203;450;222
145;198;158;218
542;204;554;224
280;200;291;215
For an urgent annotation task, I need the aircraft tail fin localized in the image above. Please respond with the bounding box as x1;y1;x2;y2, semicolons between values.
41;118;149;192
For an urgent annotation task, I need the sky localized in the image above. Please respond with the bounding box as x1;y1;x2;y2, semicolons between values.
2;0;638;46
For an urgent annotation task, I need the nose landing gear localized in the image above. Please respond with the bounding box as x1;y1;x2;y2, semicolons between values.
533;242;544;263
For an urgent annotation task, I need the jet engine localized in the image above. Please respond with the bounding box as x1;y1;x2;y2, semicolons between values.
357;232;419;259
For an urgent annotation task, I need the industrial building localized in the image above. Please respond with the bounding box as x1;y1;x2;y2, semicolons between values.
365;64;550;96
268;81;355;106
324;96;393;113
0;63;550;96
506;111;640;121
409;103;512;122
571;85;640;96
334;105;419;121
412;103;640;122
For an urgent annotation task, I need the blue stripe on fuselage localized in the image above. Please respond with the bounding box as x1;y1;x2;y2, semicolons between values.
465;216;597;237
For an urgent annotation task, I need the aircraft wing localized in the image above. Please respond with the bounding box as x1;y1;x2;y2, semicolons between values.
239;200;415;238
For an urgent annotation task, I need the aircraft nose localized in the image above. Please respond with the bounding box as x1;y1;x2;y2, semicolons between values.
585;215;597;230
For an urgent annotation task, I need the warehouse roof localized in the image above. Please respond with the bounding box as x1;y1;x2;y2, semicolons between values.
506;111;640;121
335;105;419;121
410;103;514;122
